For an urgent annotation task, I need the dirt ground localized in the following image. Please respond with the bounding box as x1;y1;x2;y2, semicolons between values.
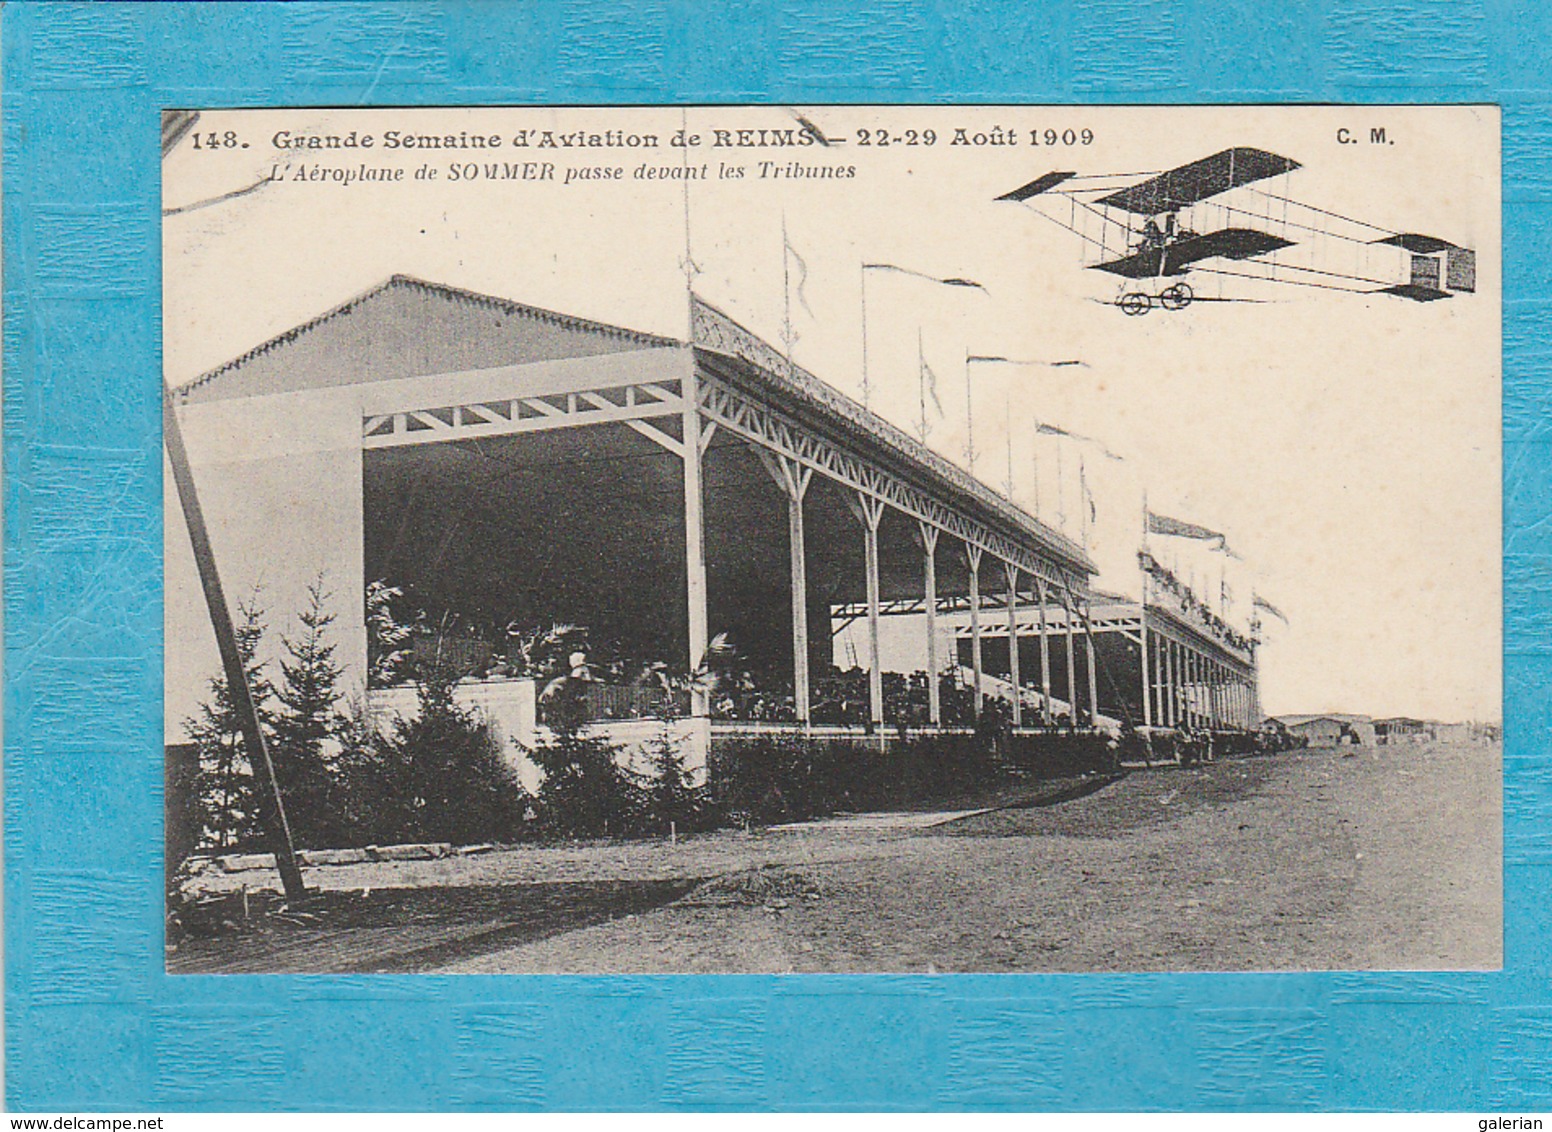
170;739;1501;974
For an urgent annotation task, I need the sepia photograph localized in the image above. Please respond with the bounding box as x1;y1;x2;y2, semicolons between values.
162;104;1501;975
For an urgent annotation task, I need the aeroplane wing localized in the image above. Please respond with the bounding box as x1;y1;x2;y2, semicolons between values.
1372;233;1458;254
996;171;1077;201
1092;227;1295;278
1094;148;1301;214
1376;283;1451;302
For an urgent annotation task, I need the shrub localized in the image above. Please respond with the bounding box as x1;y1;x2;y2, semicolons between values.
528;677;644;839
184;590;274;851
709;727;1099;827
380;661;529;844
270;577;347;848
639;724;714;835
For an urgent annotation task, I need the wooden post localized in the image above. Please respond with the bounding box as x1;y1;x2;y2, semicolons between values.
1140;607;1153;730
164;385;306;901
920;523;941;726
1083;597;1099;728
1063;588;1078;726
967;544;984;716
1166;640;1178;727
1005;562;1021;728
1189;650;1200;729
849;493;886;727
756;449;815;723
788;480;812;722
1153;633;1164;726
1037;577;1052;726
683;373;710;718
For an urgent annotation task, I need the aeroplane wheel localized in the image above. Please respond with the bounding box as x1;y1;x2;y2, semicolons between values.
1160;282;1194;311
1118;292;1152;316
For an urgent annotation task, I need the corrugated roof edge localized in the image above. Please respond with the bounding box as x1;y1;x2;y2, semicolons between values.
173;274;680;400
689;294;1095;577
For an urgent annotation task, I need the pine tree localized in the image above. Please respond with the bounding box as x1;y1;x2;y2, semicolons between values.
184;590;273;851
271;577;345;848
530;676;644;839
388;659;526;844
641;725;708;835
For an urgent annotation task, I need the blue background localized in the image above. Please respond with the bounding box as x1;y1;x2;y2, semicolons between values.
4;0;1547;1111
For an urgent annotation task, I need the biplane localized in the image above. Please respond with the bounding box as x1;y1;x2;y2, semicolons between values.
998;147;1476;315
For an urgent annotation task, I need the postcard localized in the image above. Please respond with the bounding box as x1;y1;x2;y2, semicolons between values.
161;104;1501;978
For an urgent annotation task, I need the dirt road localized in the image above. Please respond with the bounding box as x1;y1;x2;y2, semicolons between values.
171;740;1500;974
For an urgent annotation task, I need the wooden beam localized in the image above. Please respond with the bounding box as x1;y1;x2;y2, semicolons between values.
164;384;306;900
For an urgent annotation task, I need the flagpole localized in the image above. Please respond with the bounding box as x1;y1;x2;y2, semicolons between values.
781;213;794;377
964;348;977;475
680;108;697;341
1031;440;1041;519
1056;439;1066;532
859;262;870;408
1079;453;1089;552
917;327;928;443
1004;387;1014;500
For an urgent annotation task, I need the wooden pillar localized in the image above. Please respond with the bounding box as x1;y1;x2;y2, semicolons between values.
1158;637;1169;727
1063;588;1078;727
1037;577;1053;726
788;479;812;722
1005;563;1022;728
920;523;941;727
1182;645;1192;727
1175;642;1185;727
1083;597;1099;728
1177;647;1186;727
1140;608;1153;730
757;450;814;723
1165;639;1176;726
849;493;886;727
967;544;984;715
683;378;710;718
1190;650;1201;729
1183;648;1194;728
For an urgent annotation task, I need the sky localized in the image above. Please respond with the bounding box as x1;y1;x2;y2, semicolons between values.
164;105;1501;721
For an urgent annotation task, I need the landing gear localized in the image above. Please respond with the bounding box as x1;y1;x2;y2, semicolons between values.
1115;282;1193;315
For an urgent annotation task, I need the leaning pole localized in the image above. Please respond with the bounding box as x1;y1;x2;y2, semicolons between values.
163;384;307;901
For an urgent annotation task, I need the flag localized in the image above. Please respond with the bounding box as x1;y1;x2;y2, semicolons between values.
872;264;986;292
1148;510;1225;546
784;228;814;318
921;356;943;415
1080;457;1096;524
1254;594;1288;623
1037;421;1124;461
